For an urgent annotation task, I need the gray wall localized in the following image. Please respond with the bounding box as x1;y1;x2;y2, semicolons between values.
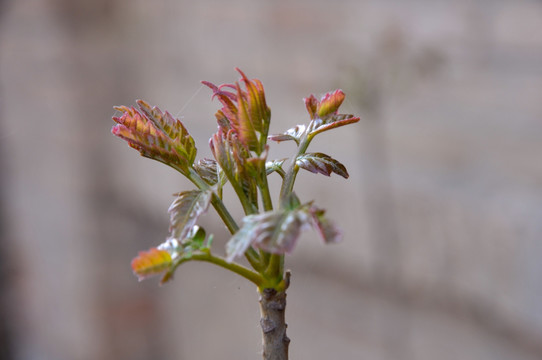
1;0;542;359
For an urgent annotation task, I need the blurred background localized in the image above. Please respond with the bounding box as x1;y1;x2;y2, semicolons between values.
1;0;542;359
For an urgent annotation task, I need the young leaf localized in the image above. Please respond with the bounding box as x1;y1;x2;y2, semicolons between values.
234;81;260;151
166;226;207;258
237;68;271;138
112;107;183;167
209;129;235;177
136;100;197;166
157;238;182;260
131;247;173;281
308;114;360;137
112;102;197;175
226;207;311;261
155;227;213;284
304;95;318;120
309;205;342;244
203;69;271;155
296;152;349;178
210;129;258;209
265;158;287;176
187;226;207;249
194;158;220;185
168;190;212;241
302;89;360;138
316;89;345;118
270;90;358;149
225;224;256;263
268;125;306;145
129;227;210;285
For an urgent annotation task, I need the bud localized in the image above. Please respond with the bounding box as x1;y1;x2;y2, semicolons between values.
317;89;345;118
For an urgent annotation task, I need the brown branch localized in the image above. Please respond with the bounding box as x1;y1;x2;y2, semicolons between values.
259;288;290;360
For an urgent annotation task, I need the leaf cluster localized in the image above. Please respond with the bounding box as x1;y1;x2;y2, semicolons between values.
112;69;359;289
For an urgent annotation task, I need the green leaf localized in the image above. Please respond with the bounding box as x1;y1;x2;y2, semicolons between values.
296;152;349;178
171;226;208;256
188;226;207;249
168;190;212;241
265;158;287;176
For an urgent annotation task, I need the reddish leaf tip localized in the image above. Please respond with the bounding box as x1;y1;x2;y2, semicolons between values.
317;89;346;118
235;67;247;79
201;80;218;91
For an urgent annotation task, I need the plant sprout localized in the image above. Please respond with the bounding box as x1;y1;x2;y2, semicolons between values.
111;68;359;359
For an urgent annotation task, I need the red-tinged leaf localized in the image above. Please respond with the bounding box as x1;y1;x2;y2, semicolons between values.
236;68;271;138
131;247;172;281
246;155;265;179
136;100;197;165
201;81;237;102
235;82;260;151
204;69;271;155
253;78;271;128
309;205;342;244
296;152;349;178
210;129;257;206
300;89;360;138
209;129;232;175
210;129;245;178
112;107;190;171
168;190;212;240
112;103;197;174
268;124;306;145
237;69;263;134
214;110;232;132
308;114;360;137
202;81;240;128
317;89;345;118
304;95;318;119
